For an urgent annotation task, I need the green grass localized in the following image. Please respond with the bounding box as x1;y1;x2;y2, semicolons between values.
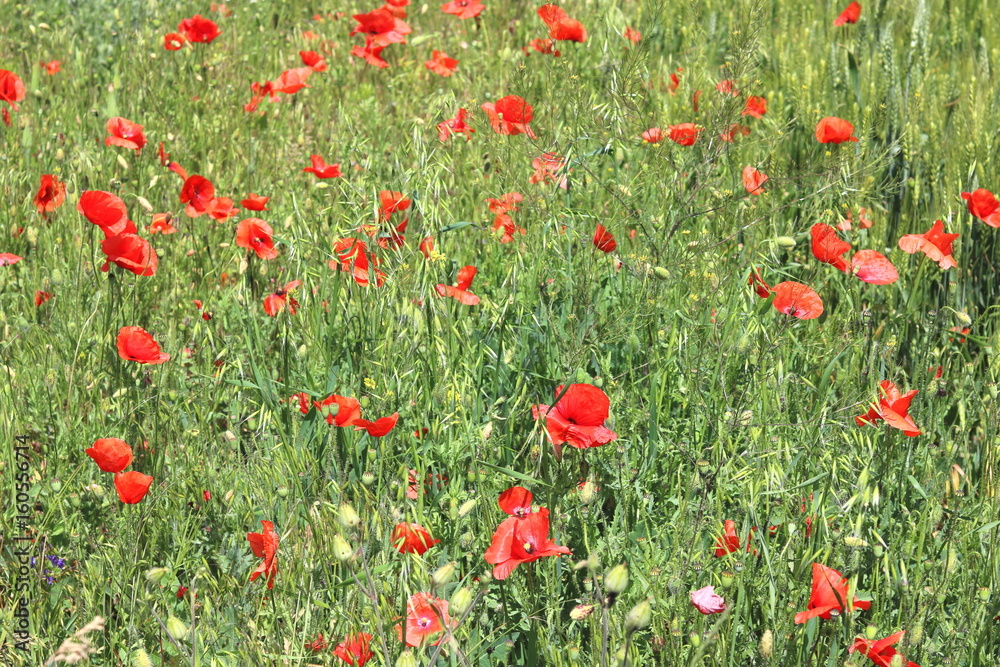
1;0;999;664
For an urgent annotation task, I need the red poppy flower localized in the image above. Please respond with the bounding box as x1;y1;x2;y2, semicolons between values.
300;50;327;72
436;265;480;305
392;522;440;555
668;69;682;94
114;471;154;504
101;234;158;276
315;394;362;427
641;127;663;144
949;326;970;343
333;633;374;665
838;207;873;231
329;238;386;287
716;79;739;96
78;190;133;236
960;188;1000;227
742;96;767;118
771;281;824;320
815;116;858;144
538;4;588;42
208;197;238;221
414;237;434;260
176;586;189;599
834;2;862;26
851;250;898;285
263;280;301;316
437;107;475;142
623;26;641;43
668;123;701;146
40;60;61;75
481;95;536;139
179;175;216;217
742;166;768;195
86;437;133;473
247;520;279;590
593;224;617;253
396;593;455;647
34;174;66;219
350;8;411;47
441;0;484;19
850;631;919;667
425;50;458;77
241;193;269;211
531;383;618;456
235;218;279;260
498;486;534;517
530;152;569;188
488;192;523;215
105;117;147;152
524;38;560;57
164;32;186;50
303;155;342;179
484;507;571;580
811;223;852;272
353;412;399;437
855;380;921;436
168;161;189;180
34;290;53;307
794;563;870;623
117;326;169;364
272;67;313;95
749;267;771;298
720;123;750;142
0;253;22;266
713;520;757;556
0;69;26;111
178;15;221;44
351;37;390;68
379;190;411;221
492;214;526;244
149;213;177;235
304;634;327;653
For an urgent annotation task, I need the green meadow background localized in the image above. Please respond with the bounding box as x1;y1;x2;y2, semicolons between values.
1;0;999;664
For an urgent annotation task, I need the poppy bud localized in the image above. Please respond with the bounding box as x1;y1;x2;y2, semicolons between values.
166;616;188;641
89;484;105;498
954;310;972;326
449;498;458;520
132;649;154;667
844;536;868;548
224;489;235;504
909;623;923;645
653;266;670;280
689;632;701;647
458;498;476;517
431;562;456;587
578;480;597;504
333;535;353;562
135;196;153;212
338;503;361;529
450;586;474;616
481;421;493;440
889;655;904;667
395;651;418;667
865;624;879;640
361;471;376;487
604;564;629;606
775;236;796;248
145;567;170;584
625;599;652;634
116;154;130;170
570;604;595;620
759;629;773;658
613;648;627;666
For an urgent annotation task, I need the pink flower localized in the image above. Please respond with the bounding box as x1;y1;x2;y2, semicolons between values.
690;586;726;614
